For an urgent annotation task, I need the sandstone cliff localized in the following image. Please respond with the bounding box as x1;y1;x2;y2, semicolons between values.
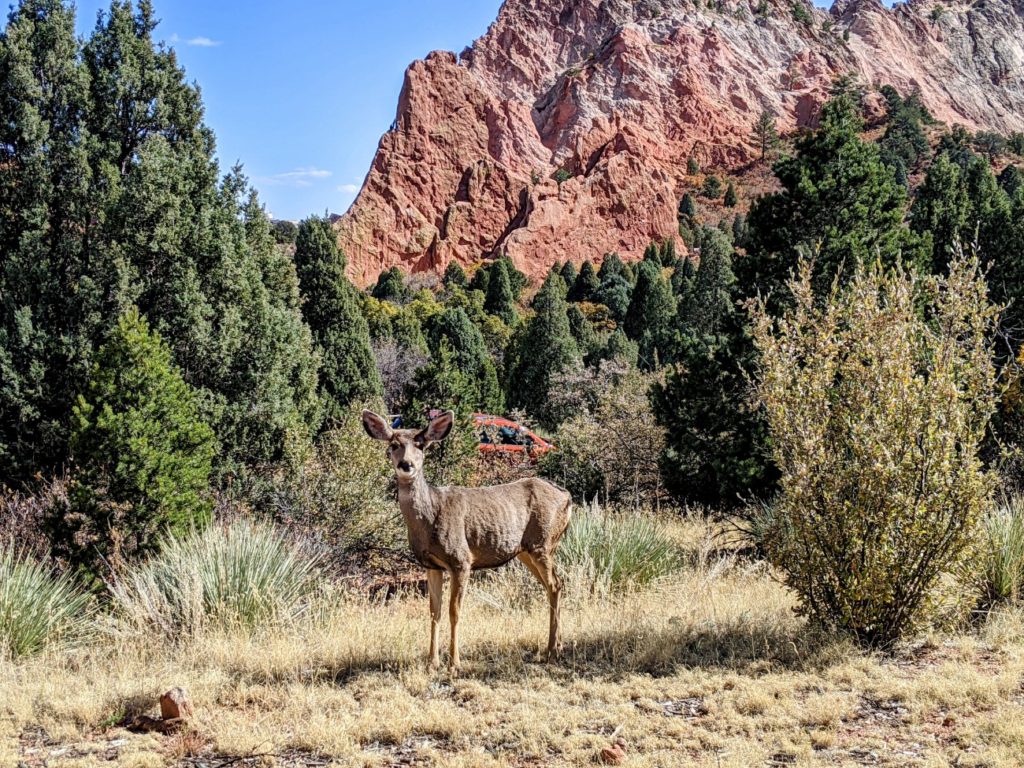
338;0;1024;284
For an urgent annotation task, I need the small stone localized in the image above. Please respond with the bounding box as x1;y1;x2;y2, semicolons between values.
160;687;194;721
600;743;626;765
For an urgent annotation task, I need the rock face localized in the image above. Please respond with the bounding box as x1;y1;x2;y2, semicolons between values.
338;0;1024;284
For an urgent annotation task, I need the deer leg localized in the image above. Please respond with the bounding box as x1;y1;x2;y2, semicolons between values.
518;552;564;661
426;569;444;670
448;566;470;672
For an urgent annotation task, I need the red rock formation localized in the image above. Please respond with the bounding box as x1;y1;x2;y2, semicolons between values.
338;0;1024;285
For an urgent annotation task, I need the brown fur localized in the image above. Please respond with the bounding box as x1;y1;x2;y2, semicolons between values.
362;410;572;670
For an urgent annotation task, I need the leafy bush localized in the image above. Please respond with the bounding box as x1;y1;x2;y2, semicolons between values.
558;502;682;593
976;496;1024;609
266;405;403;552
751;255;998;647
1;545;92;658
109;520;322;637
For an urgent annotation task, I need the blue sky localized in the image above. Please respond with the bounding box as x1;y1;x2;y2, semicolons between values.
69;0;505;220
66;0;847;220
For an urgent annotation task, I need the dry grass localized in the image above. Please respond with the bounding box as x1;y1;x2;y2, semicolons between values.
4;518;1024;768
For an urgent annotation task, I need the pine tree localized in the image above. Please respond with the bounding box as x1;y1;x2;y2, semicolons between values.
294;216;381;423
506;273;581;427
910;153;971;272
678;192;698;223
702;175;723;199
484;258;518;324
595;253;634;321
687;157;700;174
624;260;676;371
426;307;503;413
724;181;738;208
373;267;407;302
752;110;779;161
559;260;578;290
567;304;600;360
443;261;467;288
744;93;920;298
0;1;322;480
58;308;214;575
570;260;600;302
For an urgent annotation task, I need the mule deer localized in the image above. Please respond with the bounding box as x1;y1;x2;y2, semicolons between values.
362;409;572;671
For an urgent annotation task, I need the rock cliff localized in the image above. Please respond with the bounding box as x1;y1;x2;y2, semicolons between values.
337;0;1024;284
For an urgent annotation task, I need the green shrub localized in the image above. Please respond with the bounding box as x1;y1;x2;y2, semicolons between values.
1;545;92;658
976;496;1024;608
701;175;723;199
751;254;998;647
53;308;215;579
558;502;682;593
109;520;322;637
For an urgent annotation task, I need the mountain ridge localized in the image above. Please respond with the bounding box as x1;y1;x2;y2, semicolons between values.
337;0;1024;284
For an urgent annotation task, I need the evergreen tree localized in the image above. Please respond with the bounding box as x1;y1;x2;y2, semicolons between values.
879;86;929;171
910;153;971;272
506;273;581;427
595;253;634;321
468;264;490;294
702;175;724;199
678;193;698;222
57;308;214;575
294;216;381;423
598;329;639;367
570;260;600;302
426;307;502;413
484;258;518;324
744;93;920;298
567;304;600;360
752;110;779;161
372;267;406;302
679;228;736;336
687;157;700;175
559;260;578;290
443;261;467;288
724;181;738;208
1;1;322;480
624;260;676;371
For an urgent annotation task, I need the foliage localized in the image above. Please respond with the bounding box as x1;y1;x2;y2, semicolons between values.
484;258;518;324
542;367;668;507
724;181;738;208
687;157;700;175
790;1;812;26
744;93;921;298
557;501;681;593
624;259;676;371
506;273;581;427
879;87;929;172
422;307;503;413
372;267;407;302
443;261;468;288
701;175;723;199
559;261;578;290
0;1;320;481
109;519;322;637
976;496;1024;609
294;216;381;422
53;309;214;577
570;260;600;302
1;544;92;658
750;255;998;647
752;110;779;161
657;228;776;507
269;406;402;553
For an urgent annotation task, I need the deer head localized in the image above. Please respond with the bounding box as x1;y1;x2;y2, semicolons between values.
361;409;454;482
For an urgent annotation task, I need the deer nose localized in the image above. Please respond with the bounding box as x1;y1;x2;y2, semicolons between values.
397;460;413;473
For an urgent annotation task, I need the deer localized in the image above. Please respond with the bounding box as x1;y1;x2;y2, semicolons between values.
361;409;572;672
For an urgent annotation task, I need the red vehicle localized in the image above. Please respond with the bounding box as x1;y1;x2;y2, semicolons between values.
473;413;556;458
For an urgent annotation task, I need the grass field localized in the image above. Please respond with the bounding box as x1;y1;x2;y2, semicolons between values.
3;519;1024;768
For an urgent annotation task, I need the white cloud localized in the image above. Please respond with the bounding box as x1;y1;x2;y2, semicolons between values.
169;33;222;47
257;167;334;188
337;183;360;194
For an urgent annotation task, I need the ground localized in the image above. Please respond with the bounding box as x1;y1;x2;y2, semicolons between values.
3;520;1024;768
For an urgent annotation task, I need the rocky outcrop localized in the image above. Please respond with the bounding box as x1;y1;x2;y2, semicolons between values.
338;0;1024;284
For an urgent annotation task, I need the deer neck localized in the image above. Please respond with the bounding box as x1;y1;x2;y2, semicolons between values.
396;471;437;528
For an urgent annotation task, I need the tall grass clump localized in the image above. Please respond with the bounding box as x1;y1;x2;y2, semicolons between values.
558;501;681;593
751;254;998;647
977;496;1024;608
109;520;322;637
0;545;92;659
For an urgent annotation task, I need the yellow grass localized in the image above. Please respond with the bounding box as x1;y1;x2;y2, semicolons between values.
4;519;1024;767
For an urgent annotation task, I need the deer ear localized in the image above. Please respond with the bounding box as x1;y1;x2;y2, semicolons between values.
361;410;392;441
421;410;455;444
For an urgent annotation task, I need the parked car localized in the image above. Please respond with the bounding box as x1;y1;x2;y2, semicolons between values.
473;413;556;457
